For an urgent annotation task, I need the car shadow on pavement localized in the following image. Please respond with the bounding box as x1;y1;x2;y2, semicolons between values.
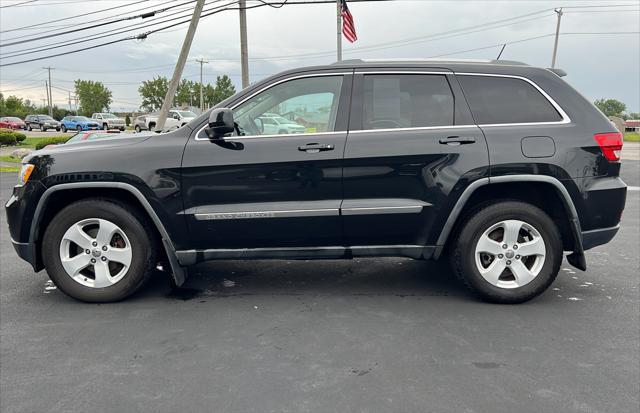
137;258;472;302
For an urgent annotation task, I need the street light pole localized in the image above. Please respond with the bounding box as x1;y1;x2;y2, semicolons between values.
155;0;206;132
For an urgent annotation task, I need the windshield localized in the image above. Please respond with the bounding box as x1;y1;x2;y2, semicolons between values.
39;115;53;120
7;117;21;121
76;116;90;122
179;111;196;118
101;114;117;119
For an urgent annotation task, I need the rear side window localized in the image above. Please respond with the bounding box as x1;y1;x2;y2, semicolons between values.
362;74;454;130
458;75;562;125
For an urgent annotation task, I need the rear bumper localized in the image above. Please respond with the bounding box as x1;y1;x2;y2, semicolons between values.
581;225;620;250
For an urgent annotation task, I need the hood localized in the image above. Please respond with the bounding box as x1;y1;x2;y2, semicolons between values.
28;134;153;160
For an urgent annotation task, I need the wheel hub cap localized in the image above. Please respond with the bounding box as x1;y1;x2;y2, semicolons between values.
59;218;132;288
474;219;546;289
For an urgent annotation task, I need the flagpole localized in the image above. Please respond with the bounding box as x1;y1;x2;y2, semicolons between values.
336;0;342;61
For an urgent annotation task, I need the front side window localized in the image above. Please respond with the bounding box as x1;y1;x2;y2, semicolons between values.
457;75;562;124
233;75;343;137
362;74;454;130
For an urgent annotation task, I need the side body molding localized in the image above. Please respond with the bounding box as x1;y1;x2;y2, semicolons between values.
29;182;186;285
433;175;586;270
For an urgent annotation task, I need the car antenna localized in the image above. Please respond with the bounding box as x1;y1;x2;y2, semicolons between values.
496;44;506;60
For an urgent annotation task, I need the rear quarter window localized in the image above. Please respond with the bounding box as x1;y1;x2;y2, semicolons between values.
458;75;562;125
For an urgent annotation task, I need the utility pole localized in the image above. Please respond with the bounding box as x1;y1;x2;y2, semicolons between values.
155;0;206;132
44;81;50;113
68;91;72;112
239;0;249;88
195;58;208;111
336;0;342;61
551;8;563;69
43;66;53;116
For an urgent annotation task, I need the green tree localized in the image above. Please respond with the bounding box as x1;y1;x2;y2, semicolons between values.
628;112;640;120
175;79;196;107
74;80;112;116
138;76;169;112
594;98;627;117
0;95;37;118
213;75;236;105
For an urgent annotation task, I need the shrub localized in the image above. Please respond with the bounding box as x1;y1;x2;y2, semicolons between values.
13;131;26;142
35;136;71;150
0;129;18;146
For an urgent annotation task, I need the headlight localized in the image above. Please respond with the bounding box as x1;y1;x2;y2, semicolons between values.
18;164;34;186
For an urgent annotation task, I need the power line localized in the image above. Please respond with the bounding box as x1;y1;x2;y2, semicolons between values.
0;0;152;34
0;0;196;47
0;0;38;8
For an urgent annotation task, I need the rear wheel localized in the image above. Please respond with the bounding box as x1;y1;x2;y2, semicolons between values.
27;124;32;131
76;125;82;132
42;199;157;302
451;201;562;304
148;122;156;131
103;123;109;130
40;125;46;132
134;125;141;133
61;125;67;133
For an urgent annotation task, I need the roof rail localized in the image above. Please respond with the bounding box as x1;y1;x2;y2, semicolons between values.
332;58;528;66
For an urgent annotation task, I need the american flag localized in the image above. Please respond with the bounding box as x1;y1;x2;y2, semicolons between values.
341;0;357;43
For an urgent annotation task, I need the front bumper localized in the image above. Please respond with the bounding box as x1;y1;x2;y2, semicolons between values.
5;181;47;271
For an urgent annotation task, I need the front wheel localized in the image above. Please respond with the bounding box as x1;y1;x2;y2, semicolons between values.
42;199;157;302
103;124;109;131
134;125;141;133
40;125;46;132
451;201;562;304
61;125;67;132
76;125;82;132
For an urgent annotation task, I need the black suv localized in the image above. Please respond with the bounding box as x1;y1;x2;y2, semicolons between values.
25;114;61;132
6;60;626;303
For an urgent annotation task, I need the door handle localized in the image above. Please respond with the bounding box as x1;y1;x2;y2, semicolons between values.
298;143;334;153
439;136;476;145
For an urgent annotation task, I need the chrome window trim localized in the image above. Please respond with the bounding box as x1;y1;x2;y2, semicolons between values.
194;71;352;141
454;72;572;126
349;124;477;134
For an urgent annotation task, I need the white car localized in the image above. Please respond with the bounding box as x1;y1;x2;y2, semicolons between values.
91;113;126;131
258;114;306;135
145;110;196;131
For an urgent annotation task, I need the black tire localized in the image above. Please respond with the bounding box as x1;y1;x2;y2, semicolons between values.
450;201;562;304
120;127;125;132
56;127;60;132
103;124;109;131
76;125;82;132
61;125;67;133
134;125;141;133
42;199;157;303
27;124;32;131
40;125;46;132
148;122;155;131
278;129;287;134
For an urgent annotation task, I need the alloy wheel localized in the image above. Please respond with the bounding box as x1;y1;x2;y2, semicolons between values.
474;219;546;289
59;218;133;288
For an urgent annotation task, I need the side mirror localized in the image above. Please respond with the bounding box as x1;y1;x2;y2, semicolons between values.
254;117;264;133
206;108;235;139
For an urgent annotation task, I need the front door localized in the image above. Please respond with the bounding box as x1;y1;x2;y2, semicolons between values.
181;73;352;250
342;71;488;252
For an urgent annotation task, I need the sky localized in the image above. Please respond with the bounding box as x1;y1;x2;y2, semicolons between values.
0;0;638;113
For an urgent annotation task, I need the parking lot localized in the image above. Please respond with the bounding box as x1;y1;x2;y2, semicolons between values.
0;149;638;413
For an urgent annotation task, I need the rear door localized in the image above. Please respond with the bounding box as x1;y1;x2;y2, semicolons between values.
342;69;488;251
181;72;353;250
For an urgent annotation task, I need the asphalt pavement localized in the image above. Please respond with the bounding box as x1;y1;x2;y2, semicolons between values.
0;161;638;413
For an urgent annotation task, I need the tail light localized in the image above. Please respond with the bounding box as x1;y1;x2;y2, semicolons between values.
594;132;623;162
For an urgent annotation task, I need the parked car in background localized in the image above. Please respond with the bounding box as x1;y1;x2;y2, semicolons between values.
60;116;100;132
0;117;27;130
91;113;126;131
258;113;306;134
42;131;131;149
133;114;152;133
25;114;60;132
144;109;196;131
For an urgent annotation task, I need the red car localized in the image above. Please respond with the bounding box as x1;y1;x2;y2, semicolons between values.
0;117;26;130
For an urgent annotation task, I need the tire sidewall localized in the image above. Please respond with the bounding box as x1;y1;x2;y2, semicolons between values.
458;202;562;303
42;201;152;302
